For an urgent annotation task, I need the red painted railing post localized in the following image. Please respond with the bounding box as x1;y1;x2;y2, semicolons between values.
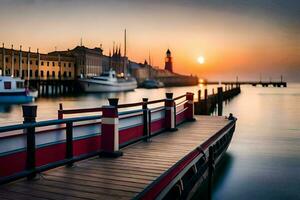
100;98;123;157
185;92;195;121
58;103;63;119
165;93;177;131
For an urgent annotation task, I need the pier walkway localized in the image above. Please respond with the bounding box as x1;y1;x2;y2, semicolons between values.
0;116;232;200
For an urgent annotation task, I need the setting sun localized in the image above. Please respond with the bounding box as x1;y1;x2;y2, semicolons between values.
197;56;205;64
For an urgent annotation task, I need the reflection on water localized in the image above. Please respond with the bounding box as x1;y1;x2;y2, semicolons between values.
213;83;300;200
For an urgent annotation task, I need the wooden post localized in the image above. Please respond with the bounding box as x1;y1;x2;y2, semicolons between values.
142;98;151;142
165;93;177;131
198;90;201;102
66;122;73;167
58;103;63;119
22;104;37;180
185;92;195;121
204;89;208;115
217;87;223;116
101;98;123;157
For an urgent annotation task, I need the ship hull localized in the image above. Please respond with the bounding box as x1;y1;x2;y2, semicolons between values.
79;78;137;92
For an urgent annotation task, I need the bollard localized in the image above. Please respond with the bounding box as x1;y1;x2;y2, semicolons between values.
100;98;123;157
22;104;37;180
185;92;195;121
142;98;151;142
165;93;177;131
217;87;223;116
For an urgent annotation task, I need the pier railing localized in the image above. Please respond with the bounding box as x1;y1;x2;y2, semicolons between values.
0;92;195;184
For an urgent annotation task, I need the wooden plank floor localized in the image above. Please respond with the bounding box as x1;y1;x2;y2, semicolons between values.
0;116;230;200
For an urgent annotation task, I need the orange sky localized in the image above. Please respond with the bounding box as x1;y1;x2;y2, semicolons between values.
0;0;299;81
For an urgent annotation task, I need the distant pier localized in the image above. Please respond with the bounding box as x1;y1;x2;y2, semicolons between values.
203;81;287;87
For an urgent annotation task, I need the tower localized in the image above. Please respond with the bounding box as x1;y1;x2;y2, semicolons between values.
165;49;173;72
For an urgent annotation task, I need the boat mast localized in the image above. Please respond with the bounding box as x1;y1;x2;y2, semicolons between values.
124;29;127;76
27;47;30;88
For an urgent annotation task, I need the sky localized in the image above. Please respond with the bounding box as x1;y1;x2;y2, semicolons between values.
0;0;299;81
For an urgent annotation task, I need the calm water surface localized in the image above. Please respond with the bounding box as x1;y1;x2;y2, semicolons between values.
0;84;299;199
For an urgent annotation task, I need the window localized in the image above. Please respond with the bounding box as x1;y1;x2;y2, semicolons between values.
22;59;24;64
16;70;19;77
69;63;71;67
47;62;49;66
47;71;50;78
35;70;39;77
64;63;66;67
58;71;61;78
30;70;33;77
30;60;32;65
63;72;67;78
52;62;55;66
16;81;24;89
4;82;11;90
69;72;72;77
5;57;8;62
52;71;55;78
41;61;44;66
22;70;25;78
14;58;16;62
41;71;44;77
36;60;38;65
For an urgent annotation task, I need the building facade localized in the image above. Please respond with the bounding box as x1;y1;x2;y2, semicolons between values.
0;45;75;80
49;46;103;78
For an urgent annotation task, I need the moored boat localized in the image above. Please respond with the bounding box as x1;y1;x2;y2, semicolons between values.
142;79;164;88
0;76;37;103
79;69;137;92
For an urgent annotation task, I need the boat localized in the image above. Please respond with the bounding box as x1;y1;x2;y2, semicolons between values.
79;69;137;92
0;76;37;103
142;79;164;88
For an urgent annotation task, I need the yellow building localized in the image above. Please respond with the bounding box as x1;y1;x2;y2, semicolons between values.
0;45;75;80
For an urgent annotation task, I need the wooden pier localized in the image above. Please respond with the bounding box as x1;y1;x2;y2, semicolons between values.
0;92;237;199
204;81;287;87
195;85;241;115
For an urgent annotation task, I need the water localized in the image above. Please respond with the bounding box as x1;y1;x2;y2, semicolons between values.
0;84;299;199
214;83;300;200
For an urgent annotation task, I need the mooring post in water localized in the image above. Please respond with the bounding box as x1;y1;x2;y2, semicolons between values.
22;104;37;180
217;87;223;116
165;93;177;131
204;89;208;114
208;146;215;200
58;103;63;119
198;89;201;102
100;98;123;157
142;98;151;142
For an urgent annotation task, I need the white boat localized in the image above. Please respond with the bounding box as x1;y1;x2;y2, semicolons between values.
0;76;37;103
142;79;164;89
79;70;137;92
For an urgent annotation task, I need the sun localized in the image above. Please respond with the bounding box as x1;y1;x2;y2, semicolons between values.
197;56;205;64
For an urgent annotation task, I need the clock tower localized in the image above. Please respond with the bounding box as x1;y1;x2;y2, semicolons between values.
164;49;173;72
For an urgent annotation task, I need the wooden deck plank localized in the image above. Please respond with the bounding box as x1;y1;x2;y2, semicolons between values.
0;116;230;200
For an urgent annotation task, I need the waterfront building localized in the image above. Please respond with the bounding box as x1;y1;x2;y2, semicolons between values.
49;46;103;78
0;44;75;80
102;46;129;77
